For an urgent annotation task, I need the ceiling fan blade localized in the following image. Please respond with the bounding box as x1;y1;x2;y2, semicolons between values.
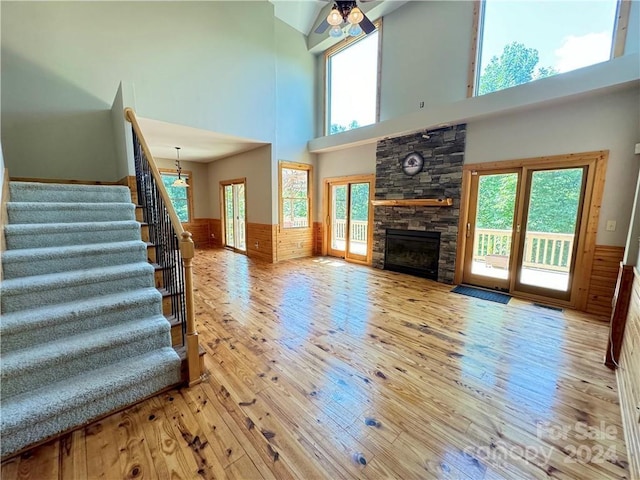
315;18;330;34
359;14;376;34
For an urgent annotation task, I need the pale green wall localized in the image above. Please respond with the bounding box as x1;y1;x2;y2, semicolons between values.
208;146;273;225
1;1;287;181
626;0;640;55
273;18;317;223
379;1;473;120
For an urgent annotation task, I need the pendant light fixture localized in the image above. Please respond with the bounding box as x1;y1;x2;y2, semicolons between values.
172;146;189;188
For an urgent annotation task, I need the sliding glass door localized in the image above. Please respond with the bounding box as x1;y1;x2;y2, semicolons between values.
462;164;589;302
327;176;374;264
222;180;246;253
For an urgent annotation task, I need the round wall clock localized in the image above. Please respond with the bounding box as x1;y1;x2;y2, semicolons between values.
401;152;424;176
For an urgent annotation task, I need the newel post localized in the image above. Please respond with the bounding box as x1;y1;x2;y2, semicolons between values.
180;231;201;386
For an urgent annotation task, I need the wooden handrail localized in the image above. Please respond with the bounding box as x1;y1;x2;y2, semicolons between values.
124;107;201;387
124;108;185;237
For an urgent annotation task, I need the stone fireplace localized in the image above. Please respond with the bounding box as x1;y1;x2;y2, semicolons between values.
373;124;465;284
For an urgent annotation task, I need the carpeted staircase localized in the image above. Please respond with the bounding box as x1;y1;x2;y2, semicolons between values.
0;181;181;457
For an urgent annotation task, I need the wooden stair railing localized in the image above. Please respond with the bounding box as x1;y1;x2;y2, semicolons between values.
124;107;202;387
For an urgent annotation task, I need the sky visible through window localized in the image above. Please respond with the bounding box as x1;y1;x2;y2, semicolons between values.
478;0;617;94
328;31;378;134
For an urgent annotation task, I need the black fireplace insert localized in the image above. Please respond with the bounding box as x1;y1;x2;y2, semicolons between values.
384;229;440;280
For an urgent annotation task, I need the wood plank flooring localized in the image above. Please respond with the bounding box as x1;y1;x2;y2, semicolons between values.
1;248;631;479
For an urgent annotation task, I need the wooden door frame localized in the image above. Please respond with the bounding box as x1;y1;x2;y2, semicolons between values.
511;164;590;302
327;181;349;258
455;150;608;310
220;178;247;254
461;168;522;291
322;174;375;265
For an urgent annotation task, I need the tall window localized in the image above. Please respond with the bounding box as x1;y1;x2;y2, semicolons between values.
280;162;311;228
473;0;619;96
160;171;191;223
326;24;380;135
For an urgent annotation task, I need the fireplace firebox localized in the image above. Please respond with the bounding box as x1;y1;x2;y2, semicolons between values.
384;229;440;280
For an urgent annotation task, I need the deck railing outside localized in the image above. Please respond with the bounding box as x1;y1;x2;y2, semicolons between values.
334;219;367;243
473;228;575;272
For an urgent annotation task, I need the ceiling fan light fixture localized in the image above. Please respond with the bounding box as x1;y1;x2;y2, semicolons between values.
347;23;362;36
327;7;343;26
329;25;344;38
347;6;363;24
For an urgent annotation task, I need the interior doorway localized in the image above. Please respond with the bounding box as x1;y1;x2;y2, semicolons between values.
221;179;246;253
324;175;374;264
458;152;606;307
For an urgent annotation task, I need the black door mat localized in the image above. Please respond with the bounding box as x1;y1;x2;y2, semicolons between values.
451;285;511;304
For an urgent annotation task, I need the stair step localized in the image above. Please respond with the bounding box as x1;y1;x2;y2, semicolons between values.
1;263;154;313
0;288;162;353
0;182;186;458
0;348;181;457
3;221;142;250
1;316;171;400
7;202;135;224
2;241;148;279
9;182;131;204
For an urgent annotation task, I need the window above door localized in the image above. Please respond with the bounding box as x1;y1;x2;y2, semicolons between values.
325;20;381;135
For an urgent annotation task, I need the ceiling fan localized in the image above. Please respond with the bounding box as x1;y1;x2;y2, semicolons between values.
315;0;376;38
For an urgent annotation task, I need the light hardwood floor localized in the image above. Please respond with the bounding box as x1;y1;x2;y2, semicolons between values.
1;248;630;479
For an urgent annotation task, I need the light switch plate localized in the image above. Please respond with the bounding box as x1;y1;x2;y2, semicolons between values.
606;220;617;232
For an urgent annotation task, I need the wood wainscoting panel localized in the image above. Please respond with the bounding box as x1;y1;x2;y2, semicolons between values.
313;222;323;256
616;268;640;480
208;219;222;247
277;227;313;261
246;223;276;263
182;219;211;248
586;246;625;317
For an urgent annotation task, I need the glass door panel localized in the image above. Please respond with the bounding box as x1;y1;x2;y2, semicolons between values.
347;182;370;261
222;181;246;253
330;184;348;257
515;167;586;299
224;185;235;248
463;172;518;290
235;183;246;252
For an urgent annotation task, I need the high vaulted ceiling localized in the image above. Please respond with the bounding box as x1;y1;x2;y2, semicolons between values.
269;0;327;35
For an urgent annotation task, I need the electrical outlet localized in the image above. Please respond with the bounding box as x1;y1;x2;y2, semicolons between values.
606;220;616;232
254;241;259;249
